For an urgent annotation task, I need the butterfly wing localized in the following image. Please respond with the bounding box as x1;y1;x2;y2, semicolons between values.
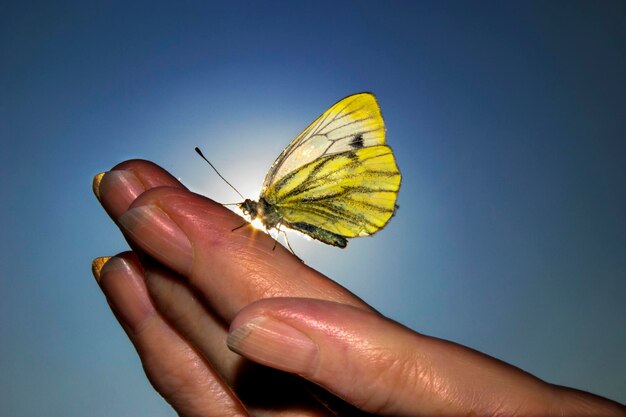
265;145;401;246
262;93;401;247
262;92;387;193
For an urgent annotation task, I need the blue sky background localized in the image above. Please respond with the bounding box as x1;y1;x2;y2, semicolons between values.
1;1;625;415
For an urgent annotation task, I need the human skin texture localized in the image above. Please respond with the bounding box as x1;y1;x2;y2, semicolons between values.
92;159;626;417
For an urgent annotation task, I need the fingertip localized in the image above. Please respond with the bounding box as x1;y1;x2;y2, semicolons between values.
227;315;319;375
118;204;193;276
91;256;111;282
92;172;105;200
97;169;147;219
96;255;155;332
110;159;187;191
95;159;189;219
227;298;416;414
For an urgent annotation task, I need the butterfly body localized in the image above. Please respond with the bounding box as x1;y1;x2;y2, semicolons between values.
239;93;401;249
238;198;281;231
239;197;349;248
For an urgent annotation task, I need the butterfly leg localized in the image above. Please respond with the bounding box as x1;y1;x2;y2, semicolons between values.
271;224;283;251
285;239;302;262
231;222;252;232
276;226;303;262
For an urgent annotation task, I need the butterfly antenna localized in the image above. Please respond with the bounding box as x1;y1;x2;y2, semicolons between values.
195;147;245;200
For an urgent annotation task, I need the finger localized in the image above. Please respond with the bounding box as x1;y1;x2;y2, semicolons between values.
93;159;186;220
112;184;370;321
227;298;564;417
93;160;353;415
92;253;249;417
143;261;345;417
94;160;367;317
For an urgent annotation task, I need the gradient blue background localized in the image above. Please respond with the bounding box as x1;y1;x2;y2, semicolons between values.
2;1;625;415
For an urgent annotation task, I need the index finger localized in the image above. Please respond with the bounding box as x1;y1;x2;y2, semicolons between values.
96;159;370;321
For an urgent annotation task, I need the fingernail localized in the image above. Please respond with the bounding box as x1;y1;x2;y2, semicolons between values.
227;317;319;374
92;172;105;200
91;256;111;282
118;205;193;275
97;170;146;216
97;257;154;331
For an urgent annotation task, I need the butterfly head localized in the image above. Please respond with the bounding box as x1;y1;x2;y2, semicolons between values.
239;199;260;220
238;198;280;230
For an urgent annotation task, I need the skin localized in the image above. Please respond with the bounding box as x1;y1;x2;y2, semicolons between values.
92;159;626;417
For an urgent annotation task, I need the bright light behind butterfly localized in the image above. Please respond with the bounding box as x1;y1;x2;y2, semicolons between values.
199;93;401;249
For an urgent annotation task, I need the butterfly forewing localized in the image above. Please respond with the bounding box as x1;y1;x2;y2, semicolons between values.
262;93;387;192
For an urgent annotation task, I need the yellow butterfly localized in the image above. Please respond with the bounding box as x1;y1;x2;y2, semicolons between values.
198;93;401;249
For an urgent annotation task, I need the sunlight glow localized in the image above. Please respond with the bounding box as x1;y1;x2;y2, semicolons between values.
250;217;266;231
231;204;268;232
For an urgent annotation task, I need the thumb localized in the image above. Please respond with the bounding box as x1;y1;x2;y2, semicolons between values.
227;298;626;417
226;297;454;416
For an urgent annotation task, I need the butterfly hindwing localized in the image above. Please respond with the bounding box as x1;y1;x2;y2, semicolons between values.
264;145;401;240
286;222;348;248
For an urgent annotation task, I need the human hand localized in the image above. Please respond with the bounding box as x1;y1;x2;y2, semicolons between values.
92;159;625;416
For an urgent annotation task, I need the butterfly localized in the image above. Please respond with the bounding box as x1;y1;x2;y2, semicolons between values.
197;93;401;250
